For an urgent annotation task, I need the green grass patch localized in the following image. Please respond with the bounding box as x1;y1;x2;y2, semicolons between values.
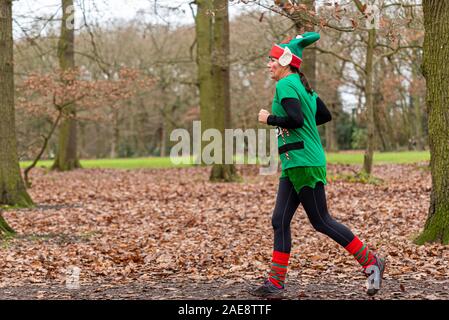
20;157;193;170
326;151;430;165
330;172;384;185
20;151;430;170
0;204;35;210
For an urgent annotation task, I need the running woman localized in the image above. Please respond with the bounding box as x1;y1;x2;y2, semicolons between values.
251;32;386;298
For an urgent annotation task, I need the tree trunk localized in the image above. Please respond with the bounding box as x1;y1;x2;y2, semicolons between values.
110;109;119;158
196;0;239;182
280;0;316;88
412;95;425;150
0;211;15;237
196;0;214;156
373;100;392;152
0;0;34;208
411;58;425;151
296;0;316;89
160;121;167;157
373;59;394;152
78;121;86;158
291;0;324;152
52;0;81;171
95;123;102;158
416;0;449;244
324;103;337;152
362;28;376;175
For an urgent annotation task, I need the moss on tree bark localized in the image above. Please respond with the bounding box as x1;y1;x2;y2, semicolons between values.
415;0;449;244
0;0;33;208
0;212;16;238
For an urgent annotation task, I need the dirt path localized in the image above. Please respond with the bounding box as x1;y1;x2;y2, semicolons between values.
1;277;448;300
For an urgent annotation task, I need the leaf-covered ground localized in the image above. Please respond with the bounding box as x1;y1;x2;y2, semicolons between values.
1;163;448;300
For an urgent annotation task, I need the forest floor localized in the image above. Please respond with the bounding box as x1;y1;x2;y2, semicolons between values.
2;163;449;300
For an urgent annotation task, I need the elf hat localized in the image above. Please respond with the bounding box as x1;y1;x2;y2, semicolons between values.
269;32;320;68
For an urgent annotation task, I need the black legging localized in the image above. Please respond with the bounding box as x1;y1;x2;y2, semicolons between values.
272;177;355;253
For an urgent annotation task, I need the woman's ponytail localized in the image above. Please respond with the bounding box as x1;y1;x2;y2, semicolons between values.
299;71;313;94
289;66;313;94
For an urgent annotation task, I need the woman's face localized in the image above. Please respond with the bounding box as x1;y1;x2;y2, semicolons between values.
267;57;288;81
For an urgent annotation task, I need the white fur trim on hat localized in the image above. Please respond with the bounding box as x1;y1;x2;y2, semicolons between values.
278;46;293;67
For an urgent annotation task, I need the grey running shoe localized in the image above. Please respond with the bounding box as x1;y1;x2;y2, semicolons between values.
249;280;285;298
364;256;386;296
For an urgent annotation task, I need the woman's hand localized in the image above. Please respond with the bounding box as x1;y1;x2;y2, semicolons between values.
258;109;271;124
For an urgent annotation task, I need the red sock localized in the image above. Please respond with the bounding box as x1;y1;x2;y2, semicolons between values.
345;236;376;268
268;251;290;288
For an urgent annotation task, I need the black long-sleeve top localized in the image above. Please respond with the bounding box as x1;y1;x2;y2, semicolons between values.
267;97;332;129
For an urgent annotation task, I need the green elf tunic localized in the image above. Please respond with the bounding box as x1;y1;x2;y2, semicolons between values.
272;73;327;194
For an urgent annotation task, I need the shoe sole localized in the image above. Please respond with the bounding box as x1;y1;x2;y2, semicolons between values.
247;287;285;299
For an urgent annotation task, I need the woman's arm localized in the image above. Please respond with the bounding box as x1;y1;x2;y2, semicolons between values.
315;97;332;125
267;98;304;129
